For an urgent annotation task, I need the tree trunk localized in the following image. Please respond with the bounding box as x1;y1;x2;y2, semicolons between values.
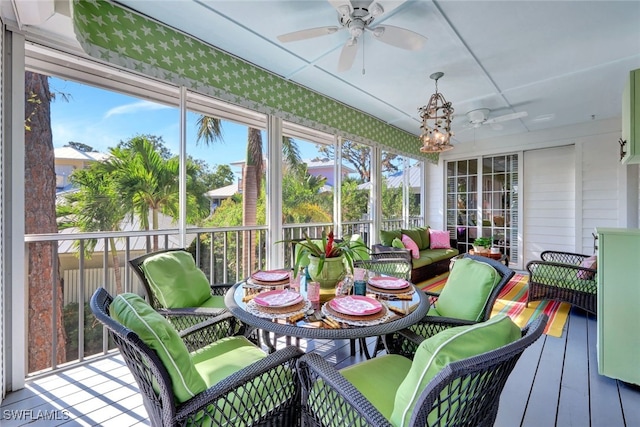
109;237;123;295
24;71;66;371
242;164;257;276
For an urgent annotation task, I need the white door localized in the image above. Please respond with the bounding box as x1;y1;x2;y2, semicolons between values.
523;145;575;264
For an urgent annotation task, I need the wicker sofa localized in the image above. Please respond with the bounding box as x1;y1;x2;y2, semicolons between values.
526;250;597;315
372;227;459;284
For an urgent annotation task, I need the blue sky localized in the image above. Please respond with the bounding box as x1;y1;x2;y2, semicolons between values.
49;77;322;176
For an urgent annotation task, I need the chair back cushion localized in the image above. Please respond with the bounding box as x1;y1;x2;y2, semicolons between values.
435;258;500;321
110;293;207;403
380;229;402;246
141;250;212;308
390;314;521;427
401;228;424;250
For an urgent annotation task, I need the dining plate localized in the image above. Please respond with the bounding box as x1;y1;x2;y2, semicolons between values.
250;269;290;283
368;277;410;290
329;295;382;316
253;289;302;308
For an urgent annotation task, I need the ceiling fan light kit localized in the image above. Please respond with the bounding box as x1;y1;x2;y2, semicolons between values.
419;72;454;153
277;0;427;72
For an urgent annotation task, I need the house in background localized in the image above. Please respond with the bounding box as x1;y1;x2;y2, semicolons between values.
54;146;109;192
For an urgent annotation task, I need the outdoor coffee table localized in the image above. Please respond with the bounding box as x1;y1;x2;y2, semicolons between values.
225;277;429;357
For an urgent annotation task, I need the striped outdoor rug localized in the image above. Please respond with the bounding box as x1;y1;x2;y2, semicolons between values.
417;273;570;337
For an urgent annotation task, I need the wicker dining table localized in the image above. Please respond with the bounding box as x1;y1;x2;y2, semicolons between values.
224;276;429;357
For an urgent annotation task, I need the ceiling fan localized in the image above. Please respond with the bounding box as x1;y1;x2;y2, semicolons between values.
277;0;427;72
465;108;528;130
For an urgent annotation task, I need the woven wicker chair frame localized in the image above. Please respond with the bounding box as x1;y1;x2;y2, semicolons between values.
297;314;547;427
90;287;303;427
526;250;597;315
129;248;240;331
383;254;515;358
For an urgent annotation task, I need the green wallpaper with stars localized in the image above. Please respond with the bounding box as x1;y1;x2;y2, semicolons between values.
71;0;437;163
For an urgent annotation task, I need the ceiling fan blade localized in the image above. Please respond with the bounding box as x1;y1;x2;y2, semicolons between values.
327;0;352;15
277;26;341;43
485;111;528;124
337;38;358;72
369;25;426;50
489;123;504;131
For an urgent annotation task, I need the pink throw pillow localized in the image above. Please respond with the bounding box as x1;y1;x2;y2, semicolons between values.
401;234;420;259
429;229;451;249
577;255;597;280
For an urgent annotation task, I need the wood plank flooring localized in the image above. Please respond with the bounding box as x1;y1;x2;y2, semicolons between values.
2;308;639;426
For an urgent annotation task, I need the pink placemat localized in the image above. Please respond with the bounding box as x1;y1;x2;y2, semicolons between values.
251;269;290;283
368;277;410;290
254;289;302;307
329;295;382;316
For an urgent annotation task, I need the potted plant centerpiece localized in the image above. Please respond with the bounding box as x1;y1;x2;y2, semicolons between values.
473;236;492;254
287;229;368;290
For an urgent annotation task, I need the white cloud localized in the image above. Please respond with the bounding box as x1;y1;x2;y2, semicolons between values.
104;100;171;118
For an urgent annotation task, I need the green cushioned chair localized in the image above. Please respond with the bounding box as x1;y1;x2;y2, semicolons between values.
91;288;303;427
129;249;236;331
526;250;598;314
384;254;516;359
297;314;548;427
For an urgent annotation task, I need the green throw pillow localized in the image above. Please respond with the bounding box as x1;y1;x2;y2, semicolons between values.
416;226;430;250
435;258;500;321
401;228;424;250
380;229;402;246
110;293;207;403
390;314;521;427
391;237;405;249
141;250;212;308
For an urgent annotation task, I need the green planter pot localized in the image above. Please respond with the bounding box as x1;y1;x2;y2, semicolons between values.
307;255;346;290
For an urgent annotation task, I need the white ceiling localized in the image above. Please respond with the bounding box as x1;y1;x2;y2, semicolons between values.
7;0;640;147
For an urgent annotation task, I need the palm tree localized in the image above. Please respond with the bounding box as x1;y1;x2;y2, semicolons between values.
104;136;208;251
24;71;66;371
196;115;301;274
57;166;128;294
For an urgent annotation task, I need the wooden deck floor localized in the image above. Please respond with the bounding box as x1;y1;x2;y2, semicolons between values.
2;309;639;426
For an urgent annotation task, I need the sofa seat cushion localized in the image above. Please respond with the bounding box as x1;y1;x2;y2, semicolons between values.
421;248;459;264
341;354;413;419
110;293;207;403
435;258;500;321
390;315;521;427
532;264;597;294
141;250;212;308
411;252;434;269
191;336;266;387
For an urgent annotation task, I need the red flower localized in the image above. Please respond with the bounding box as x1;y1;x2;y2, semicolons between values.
325;230;334;258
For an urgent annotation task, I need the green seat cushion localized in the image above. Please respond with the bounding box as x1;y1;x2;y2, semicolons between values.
191;336;266;387
110;293;207;403
199;295;226;309
411;252;434;269
380;229;402;246
141;250;212;308
340;354;413;419
422;248;460;263
401;228;424;250
416;226;430;250
390;315;521;427
434;258;500;321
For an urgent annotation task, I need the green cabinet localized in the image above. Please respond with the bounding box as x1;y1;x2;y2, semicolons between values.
596;228;640;385
621;69;640;164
